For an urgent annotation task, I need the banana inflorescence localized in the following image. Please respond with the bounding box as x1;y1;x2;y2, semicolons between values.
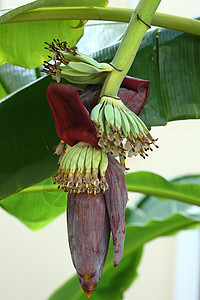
53;141;108;194
90;96;158;168
43;39;114;84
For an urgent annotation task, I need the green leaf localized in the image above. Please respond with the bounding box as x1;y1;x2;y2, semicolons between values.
117;176;200;253
126;174;200;225
0;75;58;200
78;21;128;54
0;80;7;98
0;21;126;97
0;0;108;24
0;1;108;68
125;172;200;207
1;23;200;199
0;63;44;95
158;30;200;121
0;18;83;68
0;177;67;230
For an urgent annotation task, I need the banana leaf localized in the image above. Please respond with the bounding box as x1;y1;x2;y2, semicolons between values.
0;0;108;68
0;177;67;230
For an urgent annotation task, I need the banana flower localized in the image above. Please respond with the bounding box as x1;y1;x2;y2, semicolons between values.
46;77;150;297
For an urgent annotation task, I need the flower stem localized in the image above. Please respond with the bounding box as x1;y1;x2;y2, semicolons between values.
100;0;161;97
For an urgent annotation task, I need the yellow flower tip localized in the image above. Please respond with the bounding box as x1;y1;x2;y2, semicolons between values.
82;283;96;298
84;289;94;298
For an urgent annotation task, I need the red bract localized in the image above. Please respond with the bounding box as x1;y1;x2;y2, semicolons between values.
81;76;150;115
120;76;150;114
105;154;128;267
47;77;149;148
46;82;98;148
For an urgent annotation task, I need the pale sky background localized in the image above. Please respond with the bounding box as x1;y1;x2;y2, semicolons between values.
0;1;200;300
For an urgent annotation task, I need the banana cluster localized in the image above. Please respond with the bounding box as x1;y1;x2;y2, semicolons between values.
43;39;114;84
53;142;108;195
90;96;158;167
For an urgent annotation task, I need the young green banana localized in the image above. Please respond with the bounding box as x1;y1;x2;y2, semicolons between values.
90;103;103;123
43;40;114;84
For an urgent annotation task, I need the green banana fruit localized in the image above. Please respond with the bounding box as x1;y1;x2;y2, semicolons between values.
100;150;108;176
77;146;87;174
84;145;93;174
64;146;79;173
90;103;102;123
104;104;115;127
123;108;139;140
98;104;105;133
68;61;101;74
99;150;109;193
67;51;102;69
92;148;102;171
119;109;130;137
91;148;101;194
113;106;122;131
60;72;107;85
43;39;114;85
69;146;84;174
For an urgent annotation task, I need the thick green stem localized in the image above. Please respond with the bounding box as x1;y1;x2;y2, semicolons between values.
3;7;200;37
100;0;161;97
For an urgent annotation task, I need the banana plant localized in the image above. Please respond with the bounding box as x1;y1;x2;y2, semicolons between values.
0;0;200;299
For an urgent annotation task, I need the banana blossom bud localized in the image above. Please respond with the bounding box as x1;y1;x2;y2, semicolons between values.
67;154;128;297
